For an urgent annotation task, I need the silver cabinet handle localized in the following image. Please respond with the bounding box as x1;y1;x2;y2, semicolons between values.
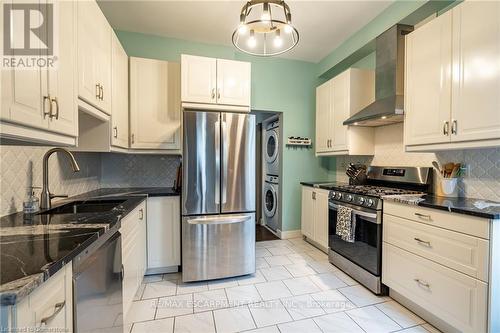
40;301;65;326
443;121;449;136
187;215;251;225
414;212;431;220
121;264;124;280
451;119;457;135
100;85;104;101
312;192;316;200
139;208;144;220
96;83;100;99
414;278;431;289
43;95;52;119
50;96;59;120
211;88;216;100
217;88;221;100
414;237;431;247
113;126;118;138
131;134;135;144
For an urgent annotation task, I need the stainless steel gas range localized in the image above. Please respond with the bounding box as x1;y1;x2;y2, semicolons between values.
327;166;432;295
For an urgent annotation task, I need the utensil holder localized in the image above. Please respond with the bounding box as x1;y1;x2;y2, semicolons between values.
437;178;459;197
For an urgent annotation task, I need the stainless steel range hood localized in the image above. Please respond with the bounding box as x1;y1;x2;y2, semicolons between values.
344;24;413;127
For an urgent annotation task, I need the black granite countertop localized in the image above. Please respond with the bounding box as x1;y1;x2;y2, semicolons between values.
300;181;345;188
0;187;179;306
384;194;500;220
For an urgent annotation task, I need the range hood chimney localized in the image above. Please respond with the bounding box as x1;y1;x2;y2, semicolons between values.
344;24;413;127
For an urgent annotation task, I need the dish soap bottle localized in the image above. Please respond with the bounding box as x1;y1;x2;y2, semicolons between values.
23;186;40;214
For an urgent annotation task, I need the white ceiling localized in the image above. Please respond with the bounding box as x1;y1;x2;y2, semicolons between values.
98;1;393;63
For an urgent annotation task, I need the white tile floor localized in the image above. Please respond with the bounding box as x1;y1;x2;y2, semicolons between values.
128;238;440;333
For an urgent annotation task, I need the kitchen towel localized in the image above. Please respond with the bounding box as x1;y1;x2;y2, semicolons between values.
336;205;355;243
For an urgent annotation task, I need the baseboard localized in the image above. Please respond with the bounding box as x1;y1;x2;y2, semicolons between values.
145;266;179;275
277;229;302;239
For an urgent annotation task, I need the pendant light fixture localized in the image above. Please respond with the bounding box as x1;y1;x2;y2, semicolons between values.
232;0;299;56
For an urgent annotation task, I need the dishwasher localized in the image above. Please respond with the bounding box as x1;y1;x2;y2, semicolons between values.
73;225;123;333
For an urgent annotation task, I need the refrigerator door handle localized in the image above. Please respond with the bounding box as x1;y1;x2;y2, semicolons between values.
221;120;229;204
215;120;221;205
187;215;251;225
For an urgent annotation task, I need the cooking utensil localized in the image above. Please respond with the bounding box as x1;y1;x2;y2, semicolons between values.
432;161;442;175
451;163;461;178
443;162;455;178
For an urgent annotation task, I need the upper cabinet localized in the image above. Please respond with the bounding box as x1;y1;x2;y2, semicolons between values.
1;0;77;146
111;33;129;149
181;55;251;111
405;1;500;151
130;57;181;152
315;68;375;156
77;0;112;114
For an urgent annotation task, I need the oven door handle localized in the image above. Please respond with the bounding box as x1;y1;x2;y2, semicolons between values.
329;201;379;221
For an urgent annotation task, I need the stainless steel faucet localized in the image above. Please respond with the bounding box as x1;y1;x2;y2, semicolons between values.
40;148;80;210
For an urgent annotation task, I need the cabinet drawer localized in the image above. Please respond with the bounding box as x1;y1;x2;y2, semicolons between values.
384;201;489;239
384;214;489;282
382;243;488;333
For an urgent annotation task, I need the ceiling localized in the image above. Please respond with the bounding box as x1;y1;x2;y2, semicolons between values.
98;1;393;63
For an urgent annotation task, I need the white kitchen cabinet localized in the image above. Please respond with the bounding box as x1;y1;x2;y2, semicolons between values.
147;196;181;273
77;0;112;114
405;1;500;151
301;186;329;251
11;264;73;332
1;0;77;144
111;33;129;149
181;54;251;110
121;201;147;325
315;68;375;156
130;57;181;151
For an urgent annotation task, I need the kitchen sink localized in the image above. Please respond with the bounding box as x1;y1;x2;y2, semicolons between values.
39;199;126;215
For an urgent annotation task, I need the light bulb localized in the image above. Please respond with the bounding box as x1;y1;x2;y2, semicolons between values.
238;24;248;35
274;29;283;48
284;24;293;34
247;30;256;48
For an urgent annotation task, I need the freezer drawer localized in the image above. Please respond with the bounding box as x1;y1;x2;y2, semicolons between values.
182;213;255;282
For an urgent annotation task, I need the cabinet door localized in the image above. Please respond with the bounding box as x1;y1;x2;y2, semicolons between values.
47;0;77;137
111;33;129;148
216;59;251;106
1;0;47;130
147;197;181;269
77;1;101;108
130;57;181;150
181;54;217;104
405;11;452;146
301;187;315;239
451;1;500;143
315;81;332;154
95;14;112;114
314;190;329;249
332;72;348;151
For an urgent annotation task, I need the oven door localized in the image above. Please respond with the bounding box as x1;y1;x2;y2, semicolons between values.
328;201;382;276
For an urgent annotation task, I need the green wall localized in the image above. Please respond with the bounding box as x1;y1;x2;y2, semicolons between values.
116;31;334;232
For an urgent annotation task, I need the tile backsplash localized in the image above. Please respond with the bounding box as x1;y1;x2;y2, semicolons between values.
1;146;181;216
0;146;101;216
100;153;181;188
332;123;500;201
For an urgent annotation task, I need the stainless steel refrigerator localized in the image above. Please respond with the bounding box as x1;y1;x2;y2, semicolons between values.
182;110;256;282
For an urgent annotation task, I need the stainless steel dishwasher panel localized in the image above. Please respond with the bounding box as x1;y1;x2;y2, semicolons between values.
73;232;123;333
182;213;255;282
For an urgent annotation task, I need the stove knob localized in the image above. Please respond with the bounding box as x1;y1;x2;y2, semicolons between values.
331;191;336;199
336;193;342;200
346;194;353;202
367;199;374;207
358;197;365;204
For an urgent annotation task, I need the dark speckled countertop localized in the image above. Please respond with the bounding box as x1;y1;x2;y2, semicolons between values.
0;187;179;306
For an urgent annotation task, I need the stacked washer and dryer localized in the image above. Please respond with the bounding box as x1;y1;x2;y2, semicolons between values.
263;118;281;232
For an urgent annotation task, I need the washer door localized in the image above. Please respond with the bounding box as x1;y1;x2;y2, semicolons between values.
263;183;277;218
265;130;279;164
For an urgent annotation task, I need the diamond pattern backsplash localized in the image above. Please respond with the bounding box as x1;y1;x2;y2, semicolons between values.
332;123;500;202
0;146;101;216
100;153;181;188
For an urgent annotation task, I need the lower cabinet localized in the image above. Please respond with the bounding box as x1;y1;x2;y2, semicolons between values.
13;264;73;332
147;196;181;272
121;200;147;326
301;186;329;250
